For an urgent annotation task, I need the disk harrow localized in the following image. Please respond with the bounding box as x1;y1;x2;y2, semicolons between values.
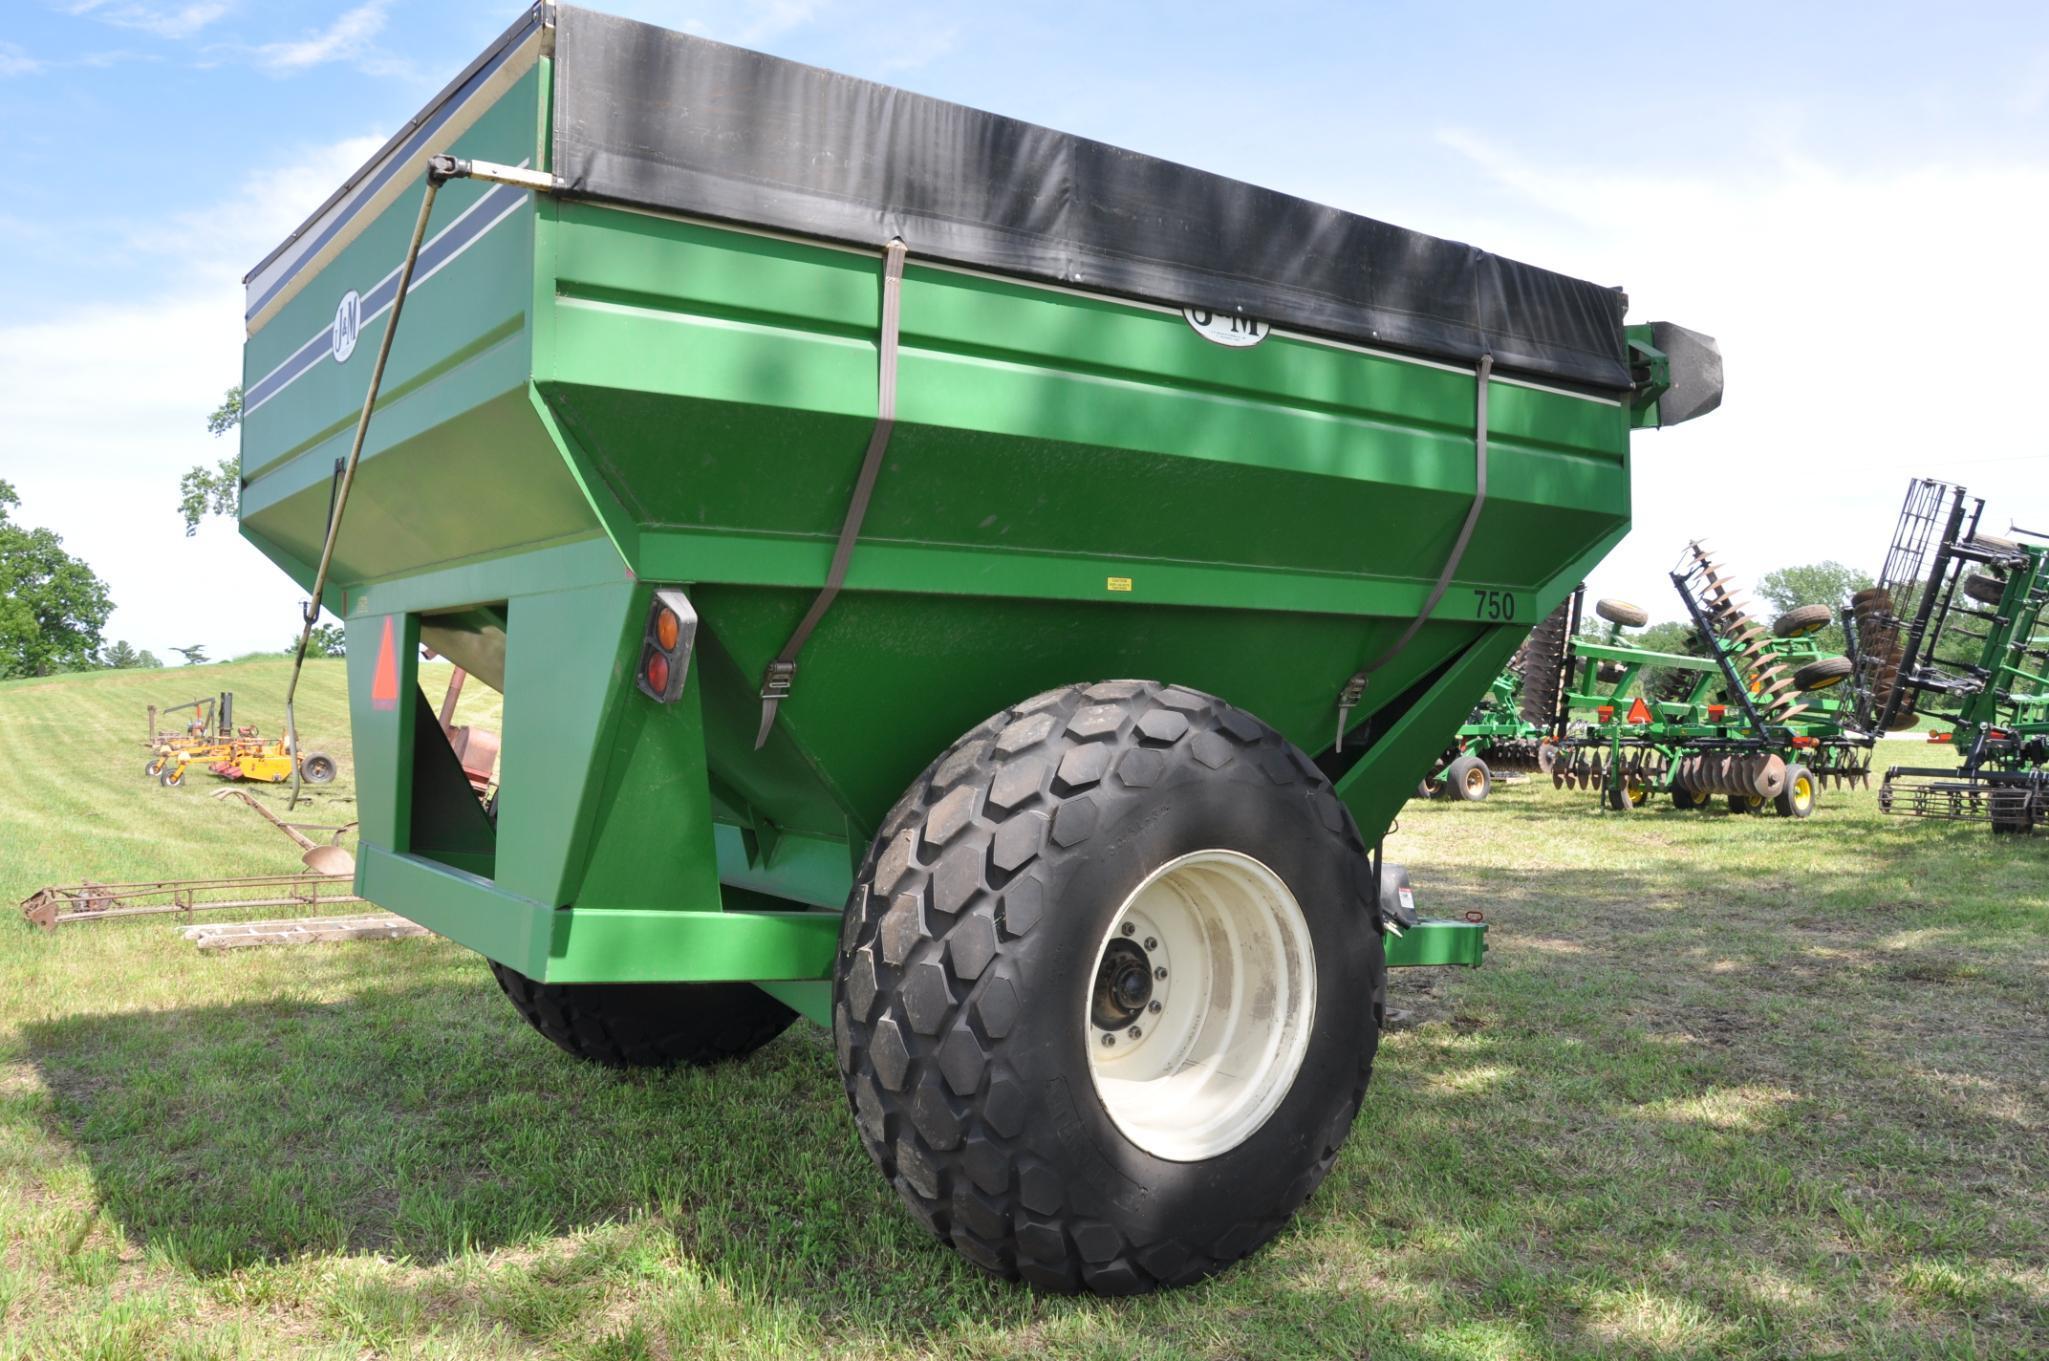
1540;544;1874;817
1475;738;1554;774
1859;479;2049;833
1678;542;1824;722
1516;597;1575;728
1550;738;1868;796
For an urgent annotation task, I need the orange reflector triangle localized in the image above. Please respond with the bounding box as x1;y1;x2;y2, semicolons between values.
371;616;400;712
1626;697;1652;724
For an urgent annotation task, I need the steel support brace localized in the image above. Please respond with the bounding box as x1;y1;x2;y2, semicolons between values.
357;845;839;984
1331;626;1528;840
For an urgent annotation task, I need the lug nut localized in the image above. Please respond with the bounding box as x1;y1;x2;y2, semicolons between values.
1121;922;1135;936
1101;1033;1115;1047
1147;1000;1162;1014
1154;967;1167;980
1128;1026;1142;1039
1143;936;1158;951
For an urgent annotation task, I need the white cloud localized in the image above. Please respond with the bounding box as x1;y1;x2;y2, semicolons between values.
0;42;156;78
0;42;42;76
1430;132;2049;615
62;1;229;40
0;137;385;660
252;0;389;73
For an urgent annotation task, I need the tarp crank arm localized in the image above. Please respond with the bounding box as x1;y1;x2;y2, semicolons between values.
283;155;558;810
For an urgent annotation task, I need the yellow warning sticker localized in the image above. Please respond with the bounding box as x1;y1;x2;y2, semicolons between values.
1106;576;1134;593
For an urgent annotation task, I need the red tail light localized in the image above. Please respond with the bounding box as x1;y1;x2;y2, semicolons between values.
635;589;696;704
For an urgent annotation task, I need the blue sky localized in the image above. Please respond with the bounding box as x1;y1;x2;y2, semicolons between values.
3;1;2048;658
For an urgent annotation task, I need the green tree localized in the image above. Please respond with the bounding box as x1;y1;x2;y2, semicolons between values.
1632;619;1712;701
0;481;115;678
292;624;347;658
1757;561;1872;655
179;385;243;535
206;385;243;437
100;639;160;669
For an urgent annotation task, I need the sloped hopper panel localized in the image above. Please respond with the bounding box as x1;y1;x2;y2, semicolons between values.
548;5;1630;392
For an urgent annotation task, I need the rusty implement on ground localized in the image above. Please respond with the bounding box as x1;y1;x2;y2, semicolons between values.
20;873;361;929
209;788;359;874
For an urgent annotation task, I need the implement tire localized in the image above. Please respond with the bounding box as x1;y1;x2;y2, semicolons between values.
1772;604;1833;638
1604;777;1649;812
1963;574;2007;606
1444;754;1491;803
1595;598;1650;628
1793;656;1853;692
1966;534;2021;560
833;681;1382;1295
490;964;796;1069
1774;764;1818;819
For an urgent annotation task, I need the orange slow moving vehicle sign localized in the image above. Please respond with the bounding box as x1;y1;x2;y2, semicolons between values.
371;616;400;712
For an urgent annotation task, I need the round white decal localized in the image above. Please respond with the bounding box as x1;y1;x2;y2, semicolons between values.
331;289;361;363
1182;306;1270;348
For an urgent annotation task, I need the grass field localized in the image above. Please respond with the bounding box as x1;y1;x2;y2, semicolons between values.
1;662;2044;1359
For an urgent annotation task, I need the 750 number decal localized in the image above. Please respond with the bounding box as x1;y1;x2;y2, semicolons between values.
1473;589;1516;621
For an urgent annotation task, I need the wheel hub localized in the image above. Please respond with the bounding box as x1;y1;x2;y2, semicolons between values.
1092;938;1153;1031
1084;850;1315;1162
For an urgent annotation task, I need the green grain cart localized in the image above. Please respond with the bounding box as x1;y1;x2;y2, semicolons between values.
238;4;1721;1294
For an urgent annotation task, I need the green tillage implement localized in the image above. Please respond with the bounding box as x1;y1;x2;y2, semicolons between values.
1417;665;1557;804
236;4;1720;1295
1537;571;1871;815
1862;479;2049;832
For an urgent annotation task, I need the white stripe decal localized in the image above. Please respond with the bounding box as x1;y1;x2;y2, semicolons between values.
245;168;531;418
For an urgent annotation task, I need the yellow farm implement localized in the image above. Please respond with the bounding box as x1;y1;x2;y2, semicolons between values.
144;690;337;788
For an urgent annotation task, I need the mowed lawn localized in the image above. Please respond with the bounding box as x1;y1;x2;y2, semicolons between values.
1;663;2044;1359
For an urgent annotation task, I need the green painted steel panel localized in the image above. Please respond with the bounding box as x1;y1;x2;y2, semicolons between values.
240;64;554;595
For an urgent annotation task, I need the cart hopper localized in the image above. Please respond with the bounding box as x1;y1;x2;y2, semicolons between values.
238;3;1721;1294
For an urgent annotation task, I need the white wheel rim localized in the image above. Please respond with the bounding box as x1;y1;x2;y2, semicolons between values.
1084;849;1316;1162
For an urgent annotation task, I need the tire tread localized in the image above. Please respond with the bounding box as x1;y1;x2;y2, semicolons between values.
834;682;1378;1294
490;963;796;1069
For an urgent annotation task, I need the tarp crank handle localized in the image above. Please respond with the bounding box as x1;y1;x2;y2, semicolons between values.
284;155;559;810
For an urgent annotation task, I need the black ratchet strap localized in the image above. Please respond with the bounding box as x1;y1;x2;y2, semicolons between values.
756;238;909;750
1334;352;1493;751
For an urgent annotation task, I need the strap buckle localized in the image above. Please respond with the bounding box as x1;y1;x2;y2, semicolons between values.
760;659;796;702
1334;673;1368;752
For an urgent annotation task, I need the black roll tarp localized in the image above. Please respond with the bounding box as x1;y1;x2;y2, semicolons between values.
550;6;1632;392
